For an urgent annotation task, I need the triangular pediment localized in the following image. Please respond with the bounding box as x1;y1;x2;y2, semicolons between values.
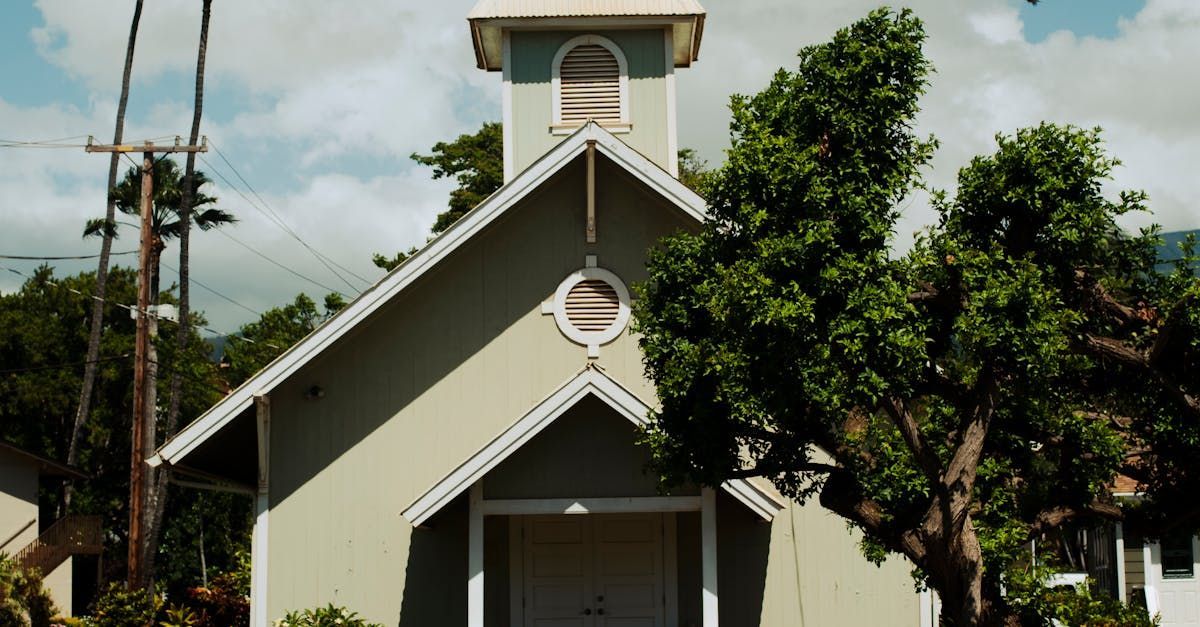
401;365;785;526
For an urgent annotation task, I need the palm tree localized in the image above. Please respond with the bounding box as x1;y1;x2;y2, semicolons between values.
153;0;213;588
86;159;234;300
69;0;144;502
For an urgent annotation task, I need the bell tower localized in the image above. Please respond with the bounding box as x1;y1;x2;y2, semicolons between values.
468;1;706;181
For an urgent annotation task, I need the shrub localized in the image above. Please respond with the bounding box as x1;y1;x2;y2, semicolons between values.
180;572;248;627
88;583;160;627
274;604;382;627
0;554;58;627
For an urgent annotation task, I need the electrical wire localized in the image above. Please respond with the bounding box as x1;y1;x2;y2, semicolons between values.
0;251;136;261
213;229;348;298
0;264;281;350
0;353;131;375
203;143;371;288
158;260;262;317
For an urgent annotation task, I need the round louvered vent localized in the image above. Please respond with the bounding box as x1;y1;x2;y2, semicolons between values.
551;266;631;355
565;279;620;332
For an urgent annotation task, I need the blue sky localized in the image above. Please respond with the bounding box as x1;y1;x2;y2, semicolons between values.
1019;0;1146;42
0;0;1196;334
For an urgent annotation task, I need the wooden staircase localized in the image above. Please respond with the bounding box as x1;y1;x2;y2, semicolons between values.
13;515;103;575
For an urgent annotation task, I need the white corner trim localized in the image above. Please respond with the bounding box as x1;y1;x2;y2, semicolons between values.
663;27;679;178
156;123;708;469
400;366;782;526
551;34;630;127
468;482;484;627
1115;522;1126;602
250;492;269;627
502;29;514;183
552;266;632;350
701;487;719;627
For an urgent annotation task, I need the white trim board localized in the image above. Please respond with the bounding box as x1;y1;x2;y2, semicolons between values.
154;123;707;469
401;365;785;526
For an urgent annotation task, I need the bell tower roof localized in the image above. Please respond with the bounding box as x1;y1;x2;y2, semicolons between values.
467;0;706;71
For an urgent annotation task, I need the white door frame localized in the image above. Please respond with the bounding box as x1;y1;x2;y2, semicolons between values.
468;482;718;627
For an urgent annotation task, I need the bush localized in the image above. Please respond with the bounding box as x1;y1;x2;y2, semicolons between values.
88;583;160;627
1006;567;1159;626
274;604;382;627
0;554;58;627
180;572;248;627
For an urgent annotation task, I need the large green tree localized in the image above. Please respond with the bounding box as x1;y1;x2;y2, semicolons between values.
634;9;1196;626
0;266;224;587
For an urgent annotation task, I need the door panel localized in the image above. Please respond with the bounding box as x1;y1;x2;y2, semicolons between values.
520;514;666;627
526;516;594;627
594;514;664;627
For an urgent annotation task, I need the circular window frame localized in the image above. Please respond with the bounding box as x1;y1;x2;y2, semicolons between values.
552;267;631;348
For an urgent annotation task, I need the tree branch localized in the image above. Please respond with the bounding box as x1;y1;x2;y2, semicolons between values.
883;397;944;485
1026;500;1123;541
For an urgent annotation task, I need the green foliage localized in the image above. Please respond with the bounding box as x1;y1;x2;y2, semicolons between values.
0;555;57;627
158;604;201;627
371;247;417;272
156;488;252;597
178;571;249;627
89;583;160;627
411;121;504;235
1005;569;1158;626
634;6;1199;623
676;148;710;193
0;266;225;582
221;293;344;386
274;605;381;627
84;158;234;243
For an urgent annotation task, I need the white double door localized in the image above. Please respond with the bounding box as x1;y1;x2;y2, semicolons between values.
520;513;667;627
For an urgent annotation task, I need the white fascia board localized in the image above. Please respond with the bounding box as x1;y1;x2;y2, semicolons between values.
158;123;707;468
402;365;783;526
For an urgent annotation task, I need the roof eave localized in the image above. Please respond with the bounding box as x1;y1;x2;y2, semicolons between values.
470;14;705;71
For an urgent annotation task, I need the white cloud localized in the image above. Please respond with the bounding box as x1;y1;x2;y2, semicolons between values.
3;0;1199;330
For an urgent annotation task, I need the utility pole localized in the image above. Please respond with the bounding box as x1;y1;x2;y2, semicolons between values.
85;137;207;589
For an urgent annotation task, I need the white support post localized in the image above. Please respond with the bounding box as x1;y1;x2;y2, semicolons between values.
701;487;718;627
251;393;271;627
468;481;484;627
1115;522;1126;603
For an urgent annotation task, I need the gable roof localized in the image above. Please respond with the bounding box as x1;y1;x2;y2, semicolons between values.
155;122;706;469
402;365;785;526
0;441;87;480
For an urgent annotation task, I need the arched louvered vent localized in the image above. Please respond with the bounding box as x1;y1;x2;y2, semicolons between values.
565;279;620;332
560;44;622;125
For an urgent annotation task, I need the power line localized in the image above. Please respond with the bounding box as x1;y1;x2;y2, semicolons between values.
0;353;131;375
0;263;281;351
158;259;262;317
197;157;359;296
0;251;137;261
213;229;348;298
203;143;370;288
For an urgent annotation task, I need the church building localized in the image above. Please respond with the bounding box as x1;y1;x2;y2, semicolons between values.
154;2;923;625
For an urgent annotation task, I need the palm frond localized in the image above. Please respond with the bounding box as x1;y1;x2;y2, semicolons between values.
83;218;119;240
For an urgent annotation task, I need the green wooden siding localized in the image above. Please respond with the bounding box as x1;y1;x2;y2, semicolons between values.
263;154;919;625
510;29;670;175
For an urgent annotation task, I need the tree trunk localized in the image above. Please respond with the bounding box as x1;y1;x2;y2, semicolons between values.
146;0;212;585
67;0;144;504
